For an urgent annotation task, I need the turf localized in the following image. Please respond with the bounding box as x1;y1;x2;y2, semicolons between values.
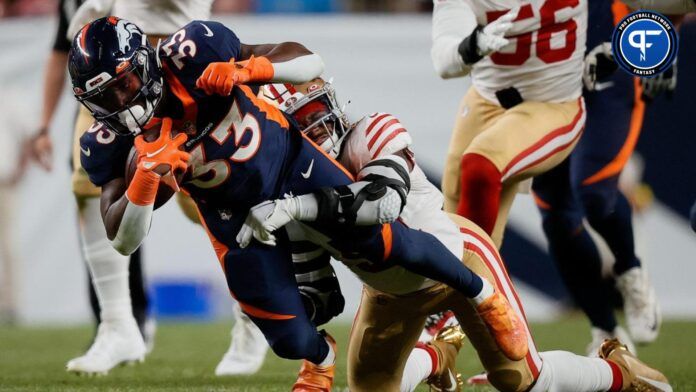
1;318;695;391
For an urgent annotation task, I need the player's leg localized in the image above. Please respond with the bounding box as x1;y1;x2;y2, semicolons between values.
445;216;669;391
216;235;335;390
347;285;431;392
457;94;585;243
67;106;145;375
573;76;660;344
442;88;504;213
532;160;629;355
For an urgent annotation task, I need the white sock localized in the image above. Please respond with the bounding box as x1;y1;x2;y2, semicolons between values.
400;345;435;392
530;351;616;392
472;278;495;305
318;336;336;367
80;197;134;323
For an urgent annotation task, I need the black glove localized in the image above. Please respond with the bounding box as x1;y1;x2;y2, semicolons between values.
299;277;345;326
641;59;677;101
583;42;618;91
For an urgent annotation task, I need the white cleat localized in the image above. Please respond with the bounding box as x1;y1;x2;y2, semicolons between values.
66;318;146;376
616;267;661;344
215;305;268;376
586;326;636;357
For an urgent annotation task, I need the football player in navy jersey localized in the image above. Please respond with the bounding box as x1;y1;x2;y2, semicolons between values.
68;17;526;389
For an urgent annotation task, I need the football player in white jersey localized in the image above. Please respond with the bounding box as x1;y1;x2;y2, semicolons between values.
432;0;588;247
243;78;673;392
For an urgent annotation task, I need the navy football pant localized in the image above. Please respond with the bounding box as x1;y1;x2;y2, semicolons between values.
532;71;644;332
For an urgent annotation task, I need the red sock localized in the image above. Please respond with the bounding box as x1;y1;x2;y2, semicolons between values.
456;153;502;235
415;342;439;376
605;360;624;391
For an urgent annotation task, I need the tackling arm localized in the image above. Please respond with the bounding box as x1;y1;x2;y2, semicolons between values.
237;150;414;248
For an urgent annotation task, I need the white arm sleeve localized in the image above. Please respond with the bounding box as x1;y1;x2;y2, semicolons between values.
431;0;478;79
67;0;114;40
272;54;325;83
623;0;695;13
110;202;153;255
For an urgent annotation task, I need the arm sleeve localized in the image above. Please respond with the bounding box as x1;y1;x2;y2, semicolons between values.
431;0;478;79
110;201;153;255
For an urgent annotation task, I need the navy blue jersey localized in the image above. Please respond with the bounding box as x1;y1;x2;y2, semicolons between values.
79;122;133;186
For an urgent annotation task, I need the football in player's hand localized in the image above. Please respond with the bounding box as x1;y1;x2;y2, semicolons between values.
125;146;179;209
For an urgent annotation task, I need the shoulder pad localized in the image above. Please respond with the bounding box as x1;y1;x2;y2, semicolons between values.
359;113;412;159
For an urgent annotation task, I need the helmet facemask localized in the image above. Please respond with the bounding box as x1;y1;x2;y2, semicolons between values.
75;38;162;136
284;82;349;158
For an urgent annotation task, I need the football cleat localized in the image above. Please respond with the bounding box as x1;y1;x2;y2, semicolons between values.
598;338;672;392
215;309;269;376
292;334;336;392
616;267;661;344
476;290;528;361
586;326;635;358
66;319;146;375
426;326;466;392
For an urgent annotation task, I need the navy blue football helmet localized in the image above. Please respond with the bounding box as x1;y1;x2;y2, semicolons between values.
68;16;163;135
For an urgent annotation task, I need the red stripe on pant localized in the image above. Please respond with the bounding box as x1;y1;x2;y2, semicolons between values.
457;153;502;236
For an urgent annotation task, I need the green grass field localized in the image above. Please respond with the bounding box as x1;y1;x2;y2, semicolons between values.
1;318;695;391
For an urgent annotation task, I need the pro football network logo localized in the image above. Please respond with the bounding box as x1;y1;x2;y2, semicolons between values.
612;11;677;77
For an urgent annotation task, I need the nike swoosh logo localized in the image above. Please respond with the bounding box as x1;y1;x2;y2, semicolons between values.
594;81;615;91
301;159;314;179
146;145;167;158
446;371;457;391
636;375;672;391
80;146;91;157
200;23;214;37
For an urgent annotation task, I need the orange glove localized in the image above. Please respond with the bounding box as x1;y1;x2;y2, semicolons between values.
127;117;189;205
196;55;275;96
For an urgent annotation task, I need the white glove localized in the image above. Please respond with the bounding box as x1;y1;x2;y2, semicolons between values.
477;7;518;56
236;199;299;248
583;42;617;91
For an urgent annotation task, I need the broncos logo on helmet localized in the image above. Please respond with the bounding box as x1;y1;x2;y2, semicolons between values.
114;19;141;55
68;17;163;136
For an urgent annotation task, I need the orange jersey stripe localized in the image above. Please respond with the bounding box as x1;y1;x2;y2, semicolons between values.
237;299;296;320
582;78;645;185
381;223;393;261
163;63;199;126
239;85;289;129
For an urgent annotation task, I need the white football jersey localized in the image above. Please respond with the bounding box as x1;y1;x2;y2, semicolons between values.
68;0;213;38
335;113;466;294
461;0;587;103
